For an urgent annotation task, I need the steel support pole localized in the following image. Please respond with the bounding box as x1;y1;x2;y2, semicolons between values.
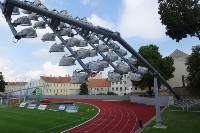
154;73;163;128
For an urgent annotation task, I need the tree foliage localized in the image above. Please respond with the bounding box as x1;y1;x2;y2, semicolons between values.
158;0;200;42
79;83;89;95
0;73;6;92
185;45;200;94
132;45;175;94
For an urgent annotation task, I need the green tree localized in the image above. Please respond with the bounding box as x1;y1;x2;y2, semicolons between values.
132;45;175;95
79;83;88;95
0;72;6;92
185;45;200;94
158;0;200;42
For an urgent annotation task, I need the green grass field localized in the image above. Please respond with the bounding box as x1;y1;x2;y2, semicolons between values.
0;103;98;133
142;109;200;133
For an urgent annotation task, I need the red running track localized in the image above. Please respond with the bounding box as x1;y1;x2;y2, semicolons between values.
48;99;157;133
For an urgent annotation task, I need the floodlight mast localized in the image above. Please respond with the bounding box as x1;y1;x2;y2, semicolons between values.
0;0;180;99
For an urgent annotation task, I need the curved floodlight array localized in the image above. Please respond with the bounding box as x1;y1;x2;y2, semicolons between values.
59;55;76;66
13;16;32;27
16;27;37;38
70;70;88;84
33;21;46;29
41;33;56;42
49;43;65;53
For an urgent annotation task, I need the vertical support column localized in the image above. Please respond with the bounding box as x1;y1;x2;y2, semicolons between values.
154;73;163;128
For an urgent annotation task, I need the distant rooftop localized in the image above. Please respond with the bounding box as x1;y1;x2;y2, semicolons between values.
40;76;71;83
170;49;188;58
87;79;111;88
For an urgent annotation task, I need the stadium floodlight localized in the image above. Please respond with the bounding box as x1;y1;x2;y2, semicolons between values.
117;49;127;57
65;38;80;47
41;33;56;42
110;42;120;50
76;40;88;47
33;0;42;7
16;27;37;38
87;61;104;72
60;10;68;17
49;43;65;53
12;7;20;15
28;13;39;21
59;55;76;66
106;50;118;62
116;60;130;74
107;71;122;82
128;72;142;81
70;70;88;84
33;21;46;29
97;59;109;68
128;57;137;65
88;49;97;57
59;27;74;37
97;43;109;53
89;34;99;44
75;48;90;59
137;66;148;75
13;16;32;27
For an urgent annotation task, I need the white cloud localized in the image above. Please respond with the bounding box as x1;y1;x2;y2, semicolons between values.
81;0;90;5
118;0;166;40
80;0;99;7
87;14;116;31
25;61;70;80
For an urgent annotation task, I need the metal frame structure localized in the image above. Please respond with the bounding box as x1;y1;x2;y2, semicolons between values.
0;0;180;99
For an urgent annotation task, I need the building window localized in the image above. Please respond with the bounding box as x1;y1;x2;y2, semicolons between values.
124;81;126;84
116;87;118;91
97;88;99;91
124;75;126;78
116;82;118;85
135;87;137;90
125;87;127;91
112;82;114;85
101;88;103;91
120;87;122;92
61;89;62;92
112;87;114;91
120;81;122;84
49;89;51;92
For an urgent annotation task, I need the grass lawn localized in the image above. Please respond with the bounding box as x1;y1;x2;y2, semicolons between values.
0;103;98;133
142;109;200;133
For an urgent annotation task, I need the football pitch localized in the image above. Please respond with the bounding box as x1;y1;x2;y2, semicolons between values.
0;103;98;133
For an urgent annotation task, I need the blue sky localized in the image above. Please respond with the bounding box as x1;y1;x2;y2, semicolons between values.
0;0;199;82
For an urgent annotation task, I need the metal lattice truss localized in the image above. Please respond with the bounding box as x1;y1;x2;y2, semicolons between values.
0;0;180;99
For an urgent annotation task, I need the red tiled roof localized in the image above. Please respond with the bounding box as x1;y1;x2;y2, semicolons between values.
40;76;71;83
87;79;111;88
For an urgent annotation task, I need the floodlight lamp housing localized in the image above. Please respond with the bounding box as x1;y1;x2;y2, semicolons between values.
89;34;99;44
76;40;88;47
70;70;88;84
117;62;130;74
16;27;37;39
128;57;137;65
137;66;148;75
106;51;118;62
88;49;97;57
97;59;109;68
12;7;20;15
87;61;104;72
59;28;74;37
59;55;76;66
97;44;109;53
108;71;122;82
28;13;39;21
49;43;65;53
41;33;56;42
66;38;80;47
76;48;90;59
33;21;46;29
128;72;142;81
111;42;120;50
117;49;127;56
13;16;32;27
